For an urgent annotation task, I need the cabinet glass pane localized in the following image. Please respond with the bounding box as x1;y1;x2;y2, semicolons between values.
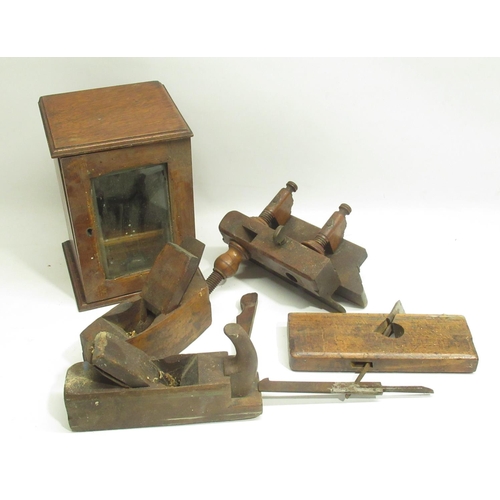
92;164;172;279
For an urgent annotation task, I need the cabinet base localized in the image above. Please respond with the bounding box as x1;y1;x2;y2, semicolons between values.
62;240;140;312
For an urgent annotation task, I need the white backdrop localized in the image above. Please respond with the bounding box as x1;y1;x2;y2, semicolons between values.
1;58;498;499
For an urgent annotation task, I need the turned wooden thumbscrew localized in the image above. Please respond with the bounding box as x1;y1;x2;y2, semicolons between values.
302;203;351;255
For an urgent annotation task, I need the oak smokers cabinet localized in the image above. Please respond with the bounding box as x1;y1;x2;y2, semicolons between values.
39;81;195;311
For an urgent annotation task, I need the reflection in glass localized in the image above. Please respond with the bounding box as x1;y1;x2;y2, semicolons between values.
92;164;172;279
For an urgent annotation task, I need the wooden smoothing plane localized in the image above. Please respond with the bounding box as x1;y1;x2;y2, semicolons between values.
80;237;211;361
288;301;479;373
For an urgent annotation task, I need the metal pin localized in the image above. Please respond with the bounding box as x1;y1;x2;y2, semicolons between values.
258;378;433;399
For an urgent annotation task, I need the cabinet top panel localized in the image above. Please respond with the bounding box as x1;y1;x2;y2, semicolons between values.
39;81;192;158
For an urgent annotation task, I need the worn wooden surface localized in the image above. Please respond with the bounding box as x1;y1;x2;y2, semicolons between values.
39;81;192;158
127;271;211;358
207;181;366;310
69;292;258;431
61;240;143;311
64;353;262;432
142;238;204;316
39;82;195;310
80;270;211;362
91;331;163;388
288;313;478;373
215;211;367;311
57;139;195;309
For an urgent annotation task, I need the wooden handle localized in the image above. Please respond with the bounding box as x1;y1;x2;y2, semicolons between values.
206;241;249;293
